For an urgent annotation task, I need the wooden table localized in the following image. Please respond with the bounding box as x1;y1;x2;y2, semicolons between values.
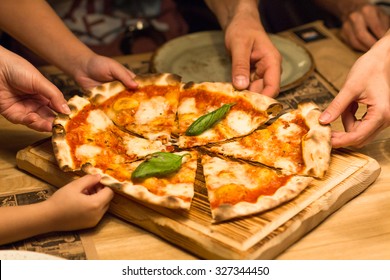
1;21;390;259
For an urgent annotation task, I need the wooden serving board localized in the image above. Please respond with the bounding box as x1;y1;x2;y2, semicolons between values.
16;138;381;259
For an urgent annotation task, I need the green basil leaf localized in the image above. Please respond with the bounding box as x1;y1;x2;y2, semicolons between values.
131;152;189;180
185;103;235;136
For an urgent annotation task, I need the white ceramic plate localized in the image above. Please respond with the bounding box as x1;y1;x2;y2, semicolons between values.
0;250;64;260
151;31;314;92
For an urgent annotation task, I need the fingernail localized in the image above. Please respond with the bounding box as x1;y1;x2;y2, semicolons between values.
234;75;249;89
62;104;71;114
319;111;330;123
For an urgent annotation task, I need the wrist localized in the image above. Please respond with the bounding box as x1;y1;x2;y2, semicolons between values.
226;1;262;31
39;199;62;232
60;47;96;79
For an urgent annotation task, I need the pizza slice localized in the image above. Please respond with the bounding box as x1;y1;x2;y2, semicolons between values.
176;82;283;148
206;102;332;178
86;73;182;143
201;154;313;222
83;151;198;210
52;95;172;172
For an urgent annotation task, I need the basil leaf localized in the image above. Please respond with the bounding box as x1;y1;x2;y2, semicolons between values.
185;103;235;136
131;152;189;180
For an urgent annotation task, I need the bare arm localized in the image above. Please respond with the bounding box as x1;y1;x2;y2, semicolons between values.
0;175;113;245
0;0;93;77
205;0;260;29
0;0;137;89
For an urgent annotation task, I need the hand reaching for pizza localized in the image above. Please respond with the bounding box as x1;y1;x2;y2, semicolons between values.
319;31;390;148
44;174;114;231
223;10;282;97
71;54;139;90
0;46;71;132
0;174;113;245
205;0;282;98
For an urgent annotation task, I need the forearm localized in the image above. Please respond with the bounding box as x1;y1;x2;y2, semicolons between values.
0;0;94;77
205;0;261;30
313;0;369;20
0;201;57;245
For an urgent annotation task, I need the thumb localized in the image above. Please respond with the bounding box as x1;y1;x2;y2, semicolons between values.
319;88;355;124
33;72;71;115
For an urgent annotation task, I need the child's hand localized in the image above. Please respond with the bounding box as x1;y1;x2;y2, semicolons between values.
44;174;114;231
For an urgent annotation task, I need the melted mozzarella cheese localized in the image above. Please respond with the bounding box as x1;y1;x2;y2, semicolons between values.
123;136;164;157
213;142;254;157
274;123;303;141
87;110;113;133
135;96;167;125
76;144;102;160
203;157;255;189
274;158;297;173
178;98;198;115
226;110;252;135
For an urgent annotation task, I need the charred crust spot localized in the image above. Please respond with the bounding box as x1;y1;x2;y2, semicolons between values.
68;104;78;113
107;183;122;190
55;113;70;121
57;163;73;172
52;124;66;137
266;103;283;116
84;90;93;98
183;81;195;90
81;162;93;172
90;94;104;105
166;73;182;84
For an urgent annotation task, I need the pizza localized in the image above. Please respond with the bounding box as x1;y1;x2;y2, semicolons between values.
205;102;332;178
177;81;283;148
52;73;331;223
201;154;313;222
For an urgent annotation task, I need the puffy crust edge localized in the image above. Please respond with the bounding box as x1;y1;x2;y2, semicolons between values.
211;175;313;223
182;81;282;118
299;102;332;178
85;73;182;106
52;95;92;171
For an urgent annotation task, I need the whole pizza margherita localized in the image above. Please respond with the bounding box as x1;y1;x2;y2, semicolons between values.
52;73;331;223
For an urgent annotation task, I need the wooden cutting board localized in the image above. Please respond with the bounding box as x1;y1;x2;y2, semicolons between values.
16;138;380;259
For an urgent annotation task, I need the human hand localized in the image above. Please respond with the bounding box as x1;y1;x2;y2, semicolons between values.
45;174;114;231
0;46;70;132
319;36;390;148
340;4;390;52
71;53;138;90
224;10;282;97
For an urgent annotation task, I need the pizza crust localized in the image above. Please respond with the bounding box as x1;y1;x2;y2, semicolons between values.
299;102;332;178
211;176;313;222
181;81;282;117
52;95;92;171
